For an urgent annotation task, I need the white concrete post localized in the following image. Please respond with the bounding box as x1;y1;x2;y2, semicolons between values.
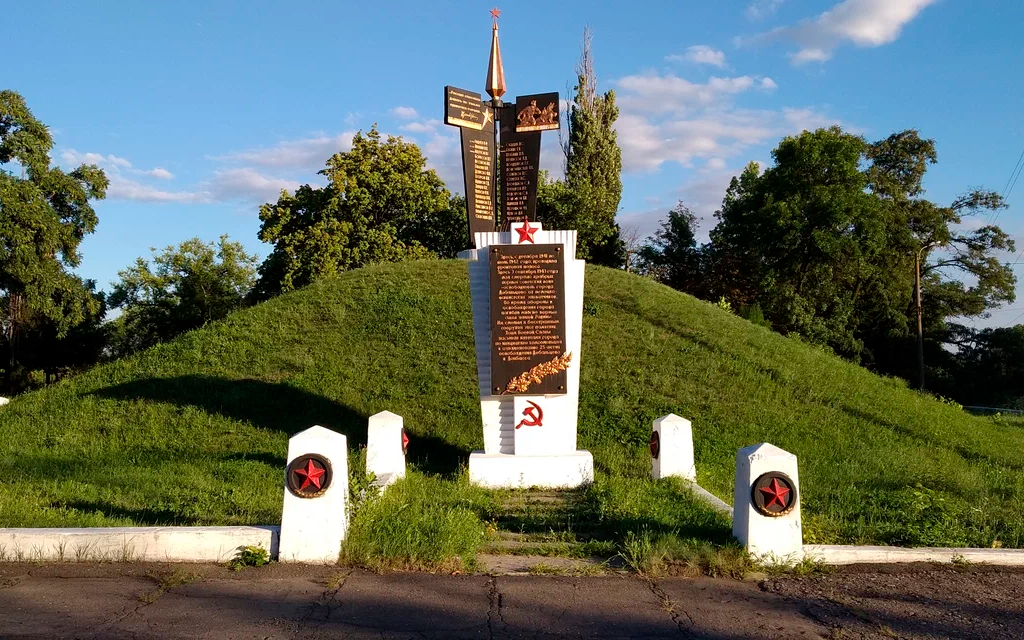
0;397;9;407
279;425;348;564
732;442;802;562
651;414;696;481
366;410;407;487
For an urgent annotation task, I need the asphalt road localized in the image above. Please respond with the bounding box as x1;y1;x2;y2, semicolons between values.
2;562;1024;639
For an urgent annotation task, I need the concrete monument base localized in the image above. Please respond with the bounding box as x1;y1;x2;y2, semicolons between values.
468;451;594;489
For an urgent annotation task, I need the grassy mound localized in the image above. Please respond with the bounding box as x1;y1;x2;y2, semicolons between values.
1;260;1022;553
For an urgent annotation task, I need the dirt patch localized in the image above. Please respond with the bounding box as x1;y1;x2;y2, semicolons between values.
763;563;1024;639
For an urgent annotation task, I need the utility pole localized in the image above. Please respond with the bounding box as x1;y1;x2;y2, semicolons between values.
915;248;925;390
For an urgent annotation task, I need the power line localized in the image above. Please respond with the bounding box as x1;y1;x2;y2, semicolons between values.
1002;149;1024;197
989;148;1024;226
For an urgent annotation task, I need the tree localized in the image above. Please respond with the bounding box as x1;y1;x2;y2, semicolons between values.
709;127;883;357
620;225;642;273
636;202;706;295
108;235;257;356
860;130;1015;386
12;280;108;386
405;194;469;260
253;126;455;298
951;325;1024;408
538;27;624;267
0;90;108;391
697;126;1014;373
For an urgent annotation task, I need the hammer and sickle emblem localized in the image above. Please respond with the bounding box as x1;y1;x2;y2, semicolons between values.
515;401;544;429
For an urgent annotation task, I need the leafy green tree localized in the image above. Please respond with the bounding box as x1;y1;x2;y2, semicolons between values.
709;127;883;356
13;280;108;385
859;131;1014;384
253;126;454;298
951;325;1024;408
636;202;706;296
108;235;257;356
700;126;1013;369
0;90;108;391
405;194;469;260
538;27;624;267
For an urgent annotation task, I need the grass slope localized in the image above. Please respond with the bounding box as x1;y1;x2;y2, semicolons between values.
1;260;1022;551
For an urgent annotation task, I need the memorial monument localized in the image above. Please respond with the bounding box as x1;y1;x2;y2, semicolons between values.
444;8;593;488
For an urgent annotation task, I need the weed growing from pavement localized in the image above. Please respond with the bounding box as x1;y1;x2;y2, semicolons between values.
227;545;270;571
140;568;202;603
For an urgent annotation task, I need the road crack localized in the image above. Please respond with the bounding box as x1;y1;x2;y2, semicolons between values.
647;578;696;638
302;569;353;624
486;575;507;638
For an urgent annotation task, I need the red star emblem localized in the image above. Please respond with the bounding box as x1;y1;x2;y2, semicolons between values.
402;430;409;454
759;477;790;509
293;459;326;491
489;7;501;19
515;221;538;243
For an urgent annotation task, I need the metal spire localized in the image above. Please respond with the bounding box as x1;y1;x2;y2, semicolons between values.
485;7;506;105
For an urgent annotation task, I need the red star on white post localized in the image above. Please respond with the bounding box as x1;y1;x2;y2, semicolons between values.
513;220;540;244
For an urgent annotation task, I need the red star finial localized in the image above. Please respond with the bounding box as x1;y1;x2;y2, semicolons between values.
759;477;791;509
293;459;326;490
489;7;501;20
401;430;409;454
516;221;538;243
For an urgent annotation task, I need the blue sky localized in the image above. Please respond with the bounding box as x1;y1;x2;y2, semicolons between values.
6;0;1024;327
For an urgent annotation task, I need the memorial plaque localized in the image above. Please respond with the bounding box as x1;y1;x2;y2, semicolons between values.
515;92;559;132
489;244;568;396
445;86;489;130
499;105;541;227
460;119;496;245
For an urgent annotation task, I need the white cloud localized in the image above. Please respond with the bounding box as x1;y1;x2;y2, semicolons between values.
107;179;202;204
400;119;443;134
204;168;300;203
613;71;839;173
390;106;419;119
754;0;936;65
746;0;785;20
140;167;174;180
61;150;132;169
421;128;463;190
707;157;727;170
666;45;728;68
617;163;751;243
791;48;833;63
617;74;760;115
213;133;355;170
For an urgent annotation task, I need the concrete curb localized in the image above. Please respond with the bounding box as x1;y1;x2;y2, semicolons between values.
0;526;279;563
804;544;1024;566
683;480;734;519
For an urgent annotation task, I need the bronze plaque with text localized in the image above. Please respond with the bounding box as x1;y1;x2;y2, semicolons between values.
445;86;488;130
489;244;568;396
499;105;541;227
461;124;496;245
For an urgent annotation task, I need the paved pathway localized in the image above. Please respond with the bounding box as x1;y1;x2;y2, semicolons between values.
2;562;1024;638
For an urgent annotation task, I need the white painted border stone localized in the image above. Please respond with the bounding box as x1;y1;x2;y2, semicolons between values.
366;410;405;487
804;545;1024;566
651;414;695;481
279;425;348;564
0;526;278;563
733;442;802;562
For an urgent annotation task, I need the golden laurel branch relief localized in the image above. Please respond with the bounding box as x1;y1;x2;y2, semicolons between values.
503;352;573;394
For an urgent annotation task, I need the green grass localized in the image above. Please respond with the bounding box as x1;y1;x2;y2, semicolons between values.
1;260;1023;563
